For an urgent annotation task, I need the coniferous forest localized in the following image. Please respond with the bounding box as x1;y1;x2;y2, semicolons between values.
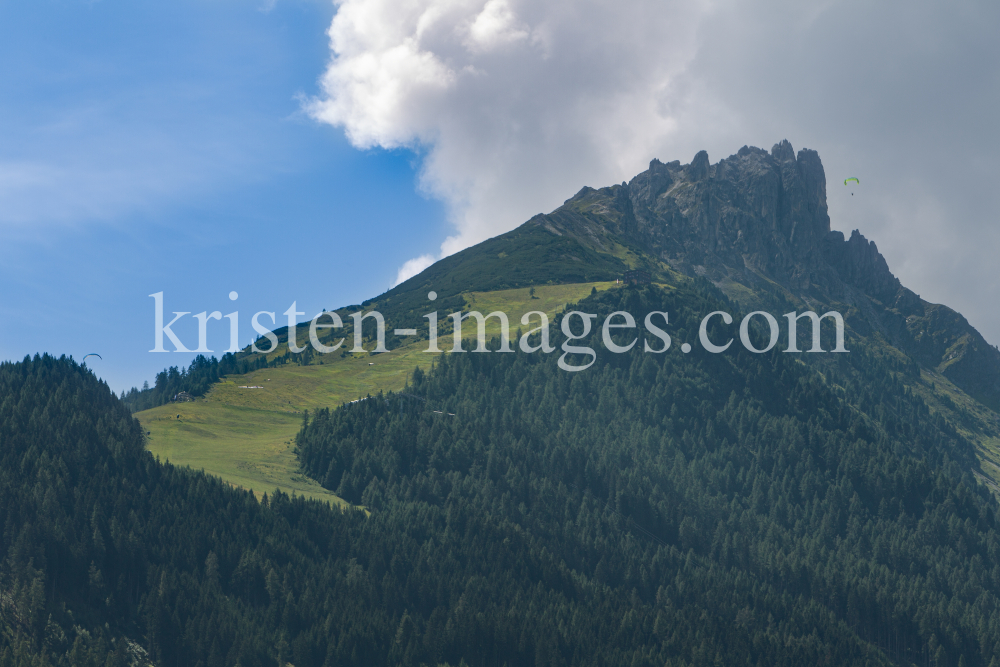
4;284;1000;665
119;353;271;413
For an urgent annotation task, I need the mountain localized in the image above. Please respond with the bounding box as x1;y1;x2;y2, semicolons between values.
69;140;1000;666
132;140;1000;420
8;296;1000;665
389;140;1000;411
127;141;1000;499
298;283;1000;666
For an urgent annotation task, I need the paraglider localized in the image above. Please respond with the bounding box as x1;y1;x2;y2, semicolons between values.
82;353;102;363
844;177;859;195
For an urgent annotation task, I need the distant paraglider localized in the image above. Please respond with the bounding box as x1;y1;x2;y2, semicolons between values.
82;353;102;363
844;177;859;196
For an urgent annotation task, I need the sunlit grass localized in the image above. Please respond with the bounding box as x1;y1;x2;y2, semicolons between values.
137;281;617;503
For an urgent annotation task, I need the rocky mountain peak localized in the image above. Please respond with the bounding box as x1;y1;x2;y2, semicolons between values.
771;139;796;162
541;141;1000;408
688;150;711;180
558;140;900;306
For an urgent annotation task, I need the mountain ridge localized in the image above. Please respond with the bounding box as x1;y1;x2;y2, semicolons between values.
395;140;1000;410
21;141;1000;665
125;140;1000;500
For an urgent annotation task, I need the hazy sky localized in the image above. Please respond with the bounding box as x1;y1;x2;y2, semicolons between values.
2;0;998;391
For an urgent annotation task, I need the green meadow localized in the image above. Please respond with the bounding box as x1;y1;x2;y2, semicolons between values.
137;281;620;503
138;277;1000;502
461;281;619;341
139;342;435;504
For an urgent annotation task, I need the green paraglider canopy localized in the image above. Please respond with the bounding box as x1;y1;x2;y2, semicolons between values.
844;177;860;185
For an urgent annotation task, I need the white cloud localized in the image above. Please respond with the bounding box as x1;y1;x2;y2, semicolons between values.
466;0;529;52
312;0;1000;344
393;253;436;287
309;0;715;267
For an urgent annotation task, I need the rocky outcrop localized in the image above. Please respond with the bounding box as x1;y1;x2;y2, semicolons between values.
615;141;893;300
549;141;920;312
822;230;901;305
536;141;1000;410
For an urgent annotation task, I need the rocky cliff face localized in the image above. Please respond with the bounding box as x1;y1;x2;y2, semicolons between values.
558;140;902;304
529;141;1000;410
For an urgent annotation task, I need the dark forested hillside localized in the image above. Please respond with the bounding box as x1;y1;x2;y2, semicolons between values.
297;284;1000;666
6;279;1000;665
1;355;403;666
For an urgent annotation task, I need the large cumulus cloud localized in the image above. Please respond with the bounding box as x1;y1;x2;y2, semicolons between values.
309;0;1000;345
307;0;717;285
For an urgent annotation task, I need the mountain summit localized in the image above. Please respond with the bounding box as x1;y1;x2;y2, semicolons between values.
458;140;999;410
57;142;1000;666
544;140;895;303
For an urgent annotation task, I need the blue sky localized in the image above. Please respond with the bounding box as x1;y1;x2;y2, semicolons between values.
0;0;445;391
3;0;999;393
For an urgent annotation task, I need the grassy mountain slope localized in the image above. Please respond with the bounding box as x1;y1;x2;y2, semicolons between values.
137;281;616;501
136;232;1000;504
139;343;433;505
135;228;1000;502
9;140;1000;665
